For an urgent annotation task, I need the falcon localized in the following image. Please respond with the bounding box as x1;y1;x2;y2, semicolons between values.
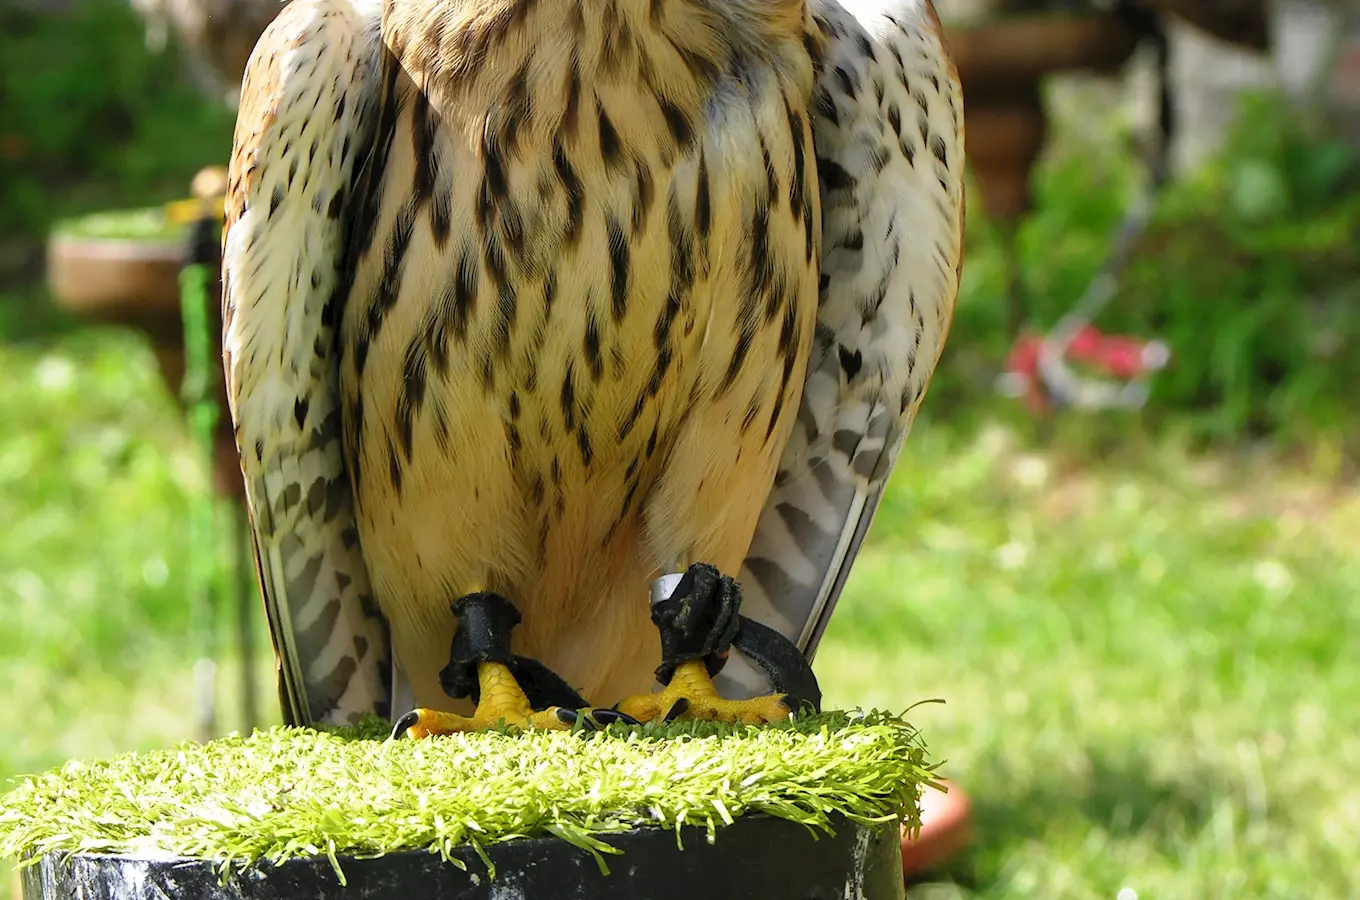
222;0;964;735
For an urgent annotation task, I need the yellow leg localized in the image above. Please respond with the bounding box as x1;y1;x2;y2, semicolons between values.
615;659;792;725
395;661;579;738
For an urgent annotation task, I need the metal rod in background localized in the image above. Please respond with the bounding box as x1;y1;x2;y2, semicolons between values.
181;214;222;743
232;500;259;732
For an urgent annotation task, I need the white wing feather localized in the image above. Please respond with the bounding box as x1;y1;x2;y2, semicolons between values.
222;0;394;726
719;0;964;697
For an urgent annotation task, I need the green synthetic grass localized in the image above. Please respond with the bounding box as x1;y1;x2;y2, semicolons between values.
0;712;932;881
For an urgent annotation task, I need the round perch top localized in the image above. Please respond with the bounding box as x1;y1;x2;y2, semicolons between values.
0;712;934;880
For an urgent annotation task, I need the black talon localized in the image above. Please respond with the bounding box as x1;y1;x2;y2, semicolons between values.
591;708;640;727
663;698;691;722
554;708;582;727
391;710;421;740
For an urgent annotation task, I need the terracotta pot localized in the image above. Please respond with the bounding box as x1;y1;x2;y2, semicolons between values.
960;92;1047;222
47;232;186;338
945;13;1143;221
46;225;244;500
901;779;973;879
947;14;1142;97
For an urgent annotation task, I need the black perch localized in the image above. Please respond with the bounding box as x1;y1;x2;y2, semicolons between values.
21;814;904;900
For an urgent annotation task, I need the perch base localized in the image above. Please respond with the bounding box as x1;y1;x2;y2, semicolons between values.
22;815;905;900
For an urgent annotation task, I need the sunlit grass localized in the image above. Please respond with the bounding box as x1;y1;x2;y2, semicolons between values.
0;327;199;689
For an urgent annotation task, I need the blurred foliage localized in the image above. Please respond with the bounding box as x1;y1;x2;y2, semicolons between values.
0;313;199;681
0;0;234;282
937;89;1360;457
824;420;1360;896
1134;95;1360;445
0;0;237;698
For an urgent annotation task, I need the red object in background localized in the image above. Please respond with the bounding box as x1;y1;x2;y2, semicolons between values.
1001;325;1170;413
901;779;973;879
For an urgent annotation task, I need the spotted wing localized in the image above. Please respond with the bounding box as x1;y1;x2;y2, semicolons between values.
222;0;393;726
720;0;965;697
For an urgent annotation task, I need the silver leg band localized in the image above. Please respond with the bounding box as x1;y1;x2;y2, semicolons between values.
649;573;686;607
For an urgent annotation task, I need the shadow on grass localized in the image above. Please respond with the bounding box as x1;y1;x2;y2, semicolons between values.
911;746;1251;892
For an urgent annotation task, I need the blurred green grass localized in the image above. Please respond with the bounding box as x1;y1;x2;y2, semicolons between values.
0;321;276;764
819;419;1360;896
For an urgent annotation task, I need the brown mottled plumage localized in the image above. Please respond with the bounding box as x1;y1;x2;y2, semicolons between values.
223;0;963;727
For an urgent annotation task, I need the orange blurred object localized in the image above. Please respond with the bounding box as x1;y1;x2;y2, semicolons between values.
901;779;973;878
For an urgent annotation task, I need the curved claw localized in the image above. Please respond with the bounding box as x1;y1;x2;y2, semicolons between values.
391;704;637;739
588;708;641;728
664;698;691;723
391;710;421;740
615;661;793;725
545;707;644;731
390;704;580;738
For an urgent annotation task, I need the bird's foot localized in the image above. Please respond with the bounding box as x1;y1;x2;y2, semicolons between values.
392;591;633;739
613;563;808;725
615;658;793;725
393;660;583;737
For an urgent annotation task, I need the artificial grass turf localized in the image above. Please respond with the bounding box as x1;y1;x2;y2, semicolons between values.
0;711;935;880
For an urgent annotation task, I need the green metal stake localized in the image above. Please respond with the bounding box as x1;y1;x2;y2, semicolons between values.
179;220;222;743
232;499;259;731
